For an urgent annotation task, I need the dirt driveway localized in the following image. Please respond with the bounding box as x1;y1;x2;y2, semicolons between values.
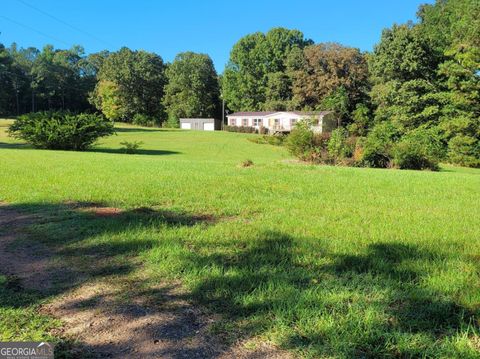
0;203;292;358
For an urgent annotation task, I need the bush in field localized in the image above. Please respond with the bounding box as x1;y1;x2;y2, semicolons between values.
249;134;286;146
8;111;114;151
327;127;355;160
447;135;480;168
163;114;180;128
285;121;314;159
132;113;159;127
258;126;269;135
360;122;400;168
120;140;143;154
240;159;254;167
392;128;444;170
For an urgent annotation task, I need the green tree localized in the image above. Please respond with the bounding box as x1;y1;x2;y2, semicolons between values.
290;43;369;114
163;52;220;121
0;44;15;115
222;28;311;111
369;23;438;83
348;103;373;136
91;47;166;121
319;86;350;126
368;0;480;167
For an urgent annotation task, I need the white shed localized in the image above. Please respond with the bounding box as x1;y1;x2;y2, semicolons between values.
179;118;219;131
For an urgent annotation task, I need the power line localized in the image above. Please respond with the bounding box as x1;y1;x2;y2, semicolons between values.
0;14;70;46
16;0;112;47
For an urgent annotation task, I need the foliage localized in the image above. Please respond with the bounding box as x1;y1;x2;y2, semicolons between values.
224;125;257;133
91;47;166;121
248;134;286;146
392;128;444;170
163;52;220;120
291;43;369;116
369;24;438;83
222;28;311;112
285;120;314;159
0;43;97;116
240;159;254;167
94;80;123;120
319;86;350;125
132;113;158;127
162;113;180;128
8;111;114;150
120;140;143;154
360;122;401;168
367;0;480;168
327;127;353;160
348;103;372;136
372;79;443;131
447;135;480;168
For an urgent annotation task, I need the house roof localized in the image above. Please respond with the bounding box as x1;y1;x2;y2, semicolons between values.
227;111;332;117
228;111;276;117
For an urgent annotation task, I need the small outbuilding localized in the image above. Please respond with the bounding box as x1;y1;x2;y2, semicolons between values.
179;118;220;131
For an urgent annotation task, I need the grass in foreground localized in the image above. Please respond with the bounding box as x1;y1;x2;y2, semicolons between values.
0;120;479;357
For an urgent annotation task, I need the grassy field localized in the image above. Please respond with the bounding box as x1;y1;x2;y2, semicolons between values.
1;119;479;357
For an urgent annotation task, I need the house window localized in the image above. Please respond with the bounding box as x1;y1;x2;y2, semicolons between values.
230;118;236;126
253;118;262;127
242;118;248;126
290;118;298;127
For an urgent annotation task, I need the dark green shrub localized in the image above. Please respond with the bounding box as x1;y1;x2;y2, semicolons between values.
120;140;143;154
447;135;480;168
327;128;353;160
249;134;285;146
361;122;401;168
163;113;180;128
312;132;331;149
258;126;269;135
392;128;444;170
224;125;257;133
132;113;159;127
285;121;314;159
240;159;254;167
8;111;115;151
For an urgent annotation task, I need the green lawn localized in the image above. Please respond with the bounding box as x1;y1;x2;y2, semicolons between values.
1;120;479;357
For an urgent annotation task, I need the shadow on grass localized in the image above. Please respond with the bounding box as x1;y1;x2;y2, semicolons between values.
0;142;31;149
88;147;181;156
0;141;180;156
0;201;213;299
0;201;222;357
0;202;478;357
115;127;179;133
183;234;479;357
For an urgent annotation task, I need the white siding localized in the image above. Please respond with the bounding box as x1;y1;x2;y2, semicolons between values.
226;112;326;132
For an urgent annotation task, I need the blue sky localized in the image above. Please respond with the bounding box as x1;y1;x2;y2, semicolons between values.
1;0;432;72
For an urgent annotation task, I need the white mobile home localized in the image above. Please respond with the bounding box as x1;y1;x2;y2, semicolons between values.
226;111;334;133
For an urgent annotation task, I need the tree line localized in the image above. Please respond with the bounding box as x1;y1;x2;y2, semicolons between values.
0;0;478;166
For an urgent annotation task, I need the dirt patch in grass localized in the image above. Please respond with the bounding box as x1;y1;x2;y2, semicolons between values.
0;203;53;292
0;203;293;358
83;206;123;217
